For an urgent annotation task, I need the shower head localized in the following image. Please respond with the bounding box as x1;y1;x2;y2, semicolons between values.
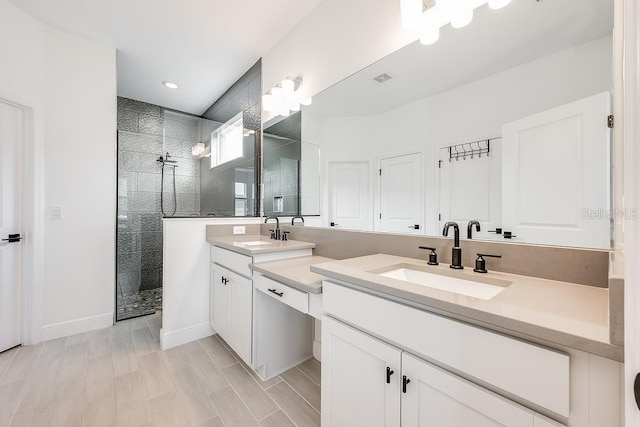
157;152;178;165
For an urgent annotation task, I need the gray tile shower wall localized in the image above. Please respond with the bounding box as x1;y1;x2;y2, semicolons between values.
200;59;261;216
263;134;301;215
117;97;166;299
117;99;203;315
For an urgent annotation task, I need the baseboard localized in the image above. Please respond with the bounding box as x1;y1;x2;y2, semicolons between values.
313;339;322;362
160;322;215;350
41;312;113;341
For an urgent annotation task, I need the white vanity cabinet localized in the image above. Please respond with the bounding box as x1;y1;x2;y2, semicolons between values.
322;280;622;427
209;243;312;367
322;316;401;427
323;316;564;427
210;263;252;364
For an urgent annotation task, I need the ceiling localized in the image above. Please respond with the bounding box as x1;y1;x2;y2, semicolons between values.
10;0;322;115
306;0;613;117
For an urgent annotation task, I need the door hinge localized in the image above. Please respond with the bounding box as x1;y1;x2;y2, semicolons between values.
608;115;614;128
438;160;442;168
438;214;441;221
379;168;382;176
379;213;382;219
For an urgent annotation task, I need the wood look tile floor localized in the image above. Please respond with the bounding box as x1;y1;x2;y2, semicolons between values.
0;314;321;427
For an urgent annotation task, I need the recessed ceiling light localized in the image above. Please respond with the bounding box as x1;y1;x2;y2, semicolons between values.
162;81;179;89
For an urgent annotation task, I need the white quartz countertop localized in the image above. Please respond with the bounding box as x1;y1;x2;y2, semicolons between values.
207;234;315;256
311;254;622;361
250;256;336;294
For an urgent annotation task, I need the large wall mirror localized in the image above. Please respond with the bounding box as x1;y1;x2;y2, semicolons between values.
263;112;321;216
298;0;613;249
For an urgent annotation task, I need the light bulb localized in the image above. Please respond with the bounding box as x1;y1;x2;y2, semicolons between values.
271;86;282;99
488;0;512;10
281;78;295;98
401;0;423;29
262;94;274;112
300;97;312;106
451;8;473;28
290;101;301;112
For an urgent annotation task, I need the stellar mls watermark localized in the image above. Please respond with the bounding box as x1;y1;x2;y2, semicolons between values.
581;208;639;220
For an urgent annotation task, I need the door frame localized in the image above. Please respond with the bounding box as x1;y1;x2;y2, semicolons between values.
0;92;44;346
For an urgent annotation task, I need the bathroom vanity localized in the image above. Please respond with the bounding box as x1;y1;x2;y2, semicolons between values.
312;254;621;427
203;222;622;426
207;233;320;374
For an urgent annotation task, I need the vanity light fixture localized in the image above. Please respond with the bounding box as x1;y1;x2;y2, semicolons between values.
401;0;423;29
162;80;179;89
402;0;513;45
262;76;311;116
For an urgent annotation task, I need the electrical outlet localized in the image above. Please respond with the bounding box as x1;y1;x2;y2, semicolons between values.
233;226;246;235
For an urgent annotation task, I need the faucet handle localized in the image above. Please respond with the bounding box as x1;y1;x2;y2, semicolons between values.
473;253;502;273
282;231;291;241
269;229;276;239
418;246;439;266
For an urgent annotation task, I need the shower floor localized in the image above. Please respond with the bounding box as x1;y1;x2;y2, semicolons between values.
116;287;163;321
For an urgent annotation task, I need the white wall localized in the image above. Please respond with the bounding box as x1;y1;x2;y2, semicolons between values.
262;0;417;110
312;35;612;236
161;217;262;350
0;0;117;342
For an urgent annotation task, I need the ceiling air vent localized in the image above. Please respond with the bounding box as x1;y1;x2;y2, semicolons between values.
374;73;393;83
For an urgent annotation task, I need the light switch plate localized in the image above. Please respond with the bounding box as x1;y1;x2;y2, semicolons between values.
51;205;63;220
233;226;246;235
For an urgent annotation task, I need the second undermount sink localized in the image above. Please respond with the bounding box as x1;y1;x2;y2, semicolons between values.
237;240;273;246
378;266;509;300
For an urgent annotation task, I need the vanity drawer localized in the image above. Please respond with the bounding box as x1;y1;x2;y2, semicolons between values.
256;275;309;314
323;280;570;418
211;246;252;278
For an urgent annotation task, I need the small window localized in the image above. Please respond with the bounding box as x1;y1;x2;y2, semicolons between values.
211;113;244;168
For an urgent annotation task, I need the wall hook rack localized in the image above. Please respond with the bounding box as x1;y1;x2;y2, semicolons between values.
446;137;499;162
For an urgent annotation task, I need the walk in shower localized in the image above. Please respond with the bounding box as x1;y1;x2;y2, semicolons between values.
116;99;219;320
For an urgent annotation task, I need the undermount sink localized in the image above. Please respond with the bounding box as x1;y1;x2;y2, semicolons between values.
378;266;508;300
237;240;273;246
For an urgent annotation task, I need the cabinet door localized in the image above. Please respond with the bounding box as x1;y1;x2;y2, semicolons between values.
401;352;535;427
322;316;401;427
210;265;230;339
228;273;253;366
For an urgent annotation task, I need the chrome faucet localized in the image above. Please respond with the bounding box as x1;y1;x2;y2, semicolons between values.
291;215;305;226
443;222;463;269
467;220;481;239
264;216;281;240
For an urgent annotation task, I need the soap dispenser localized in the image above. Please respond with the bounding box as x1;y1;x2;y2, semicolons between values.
418;246;439;265
473;253;502;273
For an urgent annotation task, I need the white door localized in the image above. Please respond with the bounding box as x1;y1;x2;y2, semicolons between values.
439;143;502;239
0;101;22;352
401;352;537;427
322;316;401;427
502;92;611;248
328;162;372;231
380;153;423;234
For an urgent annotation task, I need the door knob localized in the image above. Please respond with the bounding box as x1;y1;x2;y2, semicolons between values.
386;367;394;384
407;224;420;230
1;233;22;243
